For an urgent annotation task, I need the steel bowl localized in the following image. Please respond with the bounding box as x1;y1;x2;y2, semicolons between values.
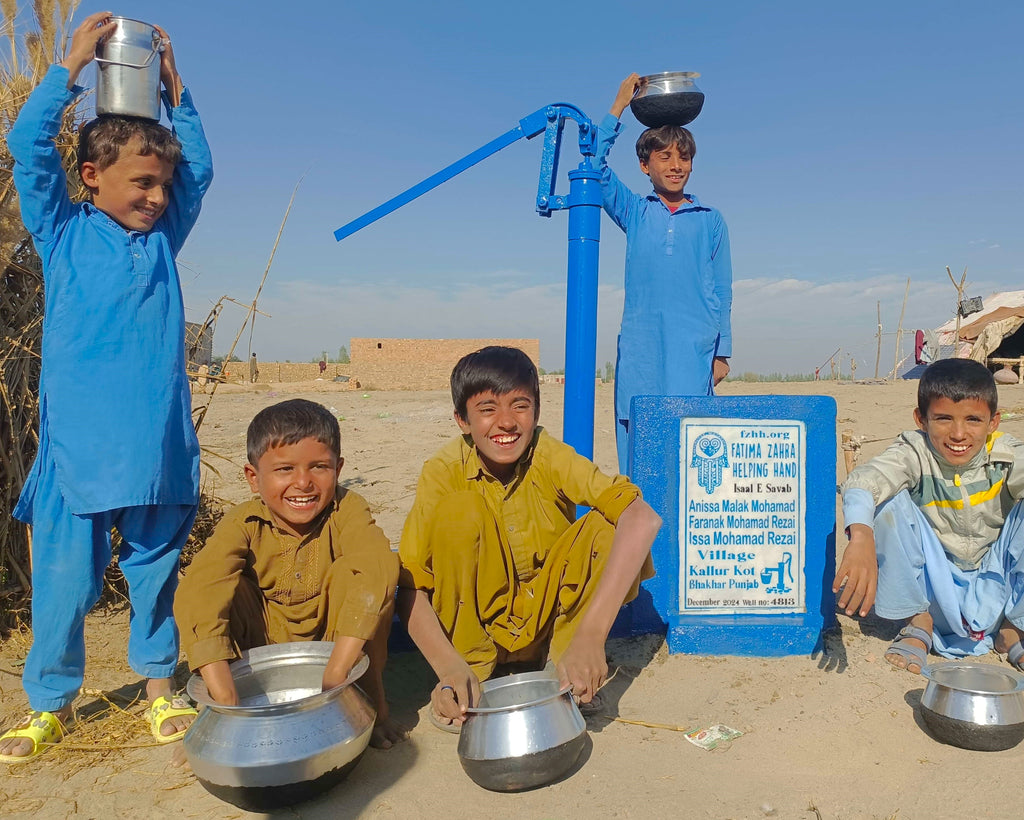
920;662;1024;751
629;71;705;128
457;670;587;792
184;642;375;810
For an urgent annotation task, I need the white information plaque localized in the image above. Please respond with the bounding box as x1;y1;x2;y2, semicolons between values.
679;418;806;614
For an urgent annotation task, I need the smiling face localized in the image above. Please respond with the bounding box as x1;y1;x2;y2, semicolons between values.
914;396;1000;467
80;139;175;232
456;388;539;483
640;143;692;206
244;437;343;538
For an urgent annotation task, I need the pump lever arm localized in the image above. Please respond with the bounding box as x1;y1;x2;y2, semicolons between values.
333;109;550;242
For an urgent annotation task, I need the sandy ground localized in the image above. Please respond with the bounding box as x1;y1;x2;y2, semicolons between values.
5;377;1024;819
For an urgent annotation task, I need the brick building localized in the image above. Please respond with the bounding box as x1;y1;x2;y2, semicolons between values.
347;338;540;390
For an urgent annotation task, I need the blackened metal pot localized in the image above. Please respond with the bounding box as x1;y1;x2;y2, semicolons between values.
457;670;586;791
920;662;1024;751
184;642;375;810
629;71;705;128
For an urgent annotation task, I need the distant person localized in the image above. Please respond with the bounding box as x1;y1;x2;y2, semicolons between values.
174;399;405;748
196;362;209;393
249;352;259;383
398;346;661;731
835;359;1024;673
319;358;327;375
598;74;733;474
0;13;213;762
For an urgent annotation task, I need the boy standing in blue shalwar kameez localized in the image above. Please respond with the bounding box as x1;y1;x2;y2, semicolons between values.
597;73;733;474
0;13;213;762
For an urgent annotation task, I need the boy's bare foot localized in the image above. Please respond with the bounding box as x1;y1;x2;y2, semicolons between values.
147;677;195;740
369;715;407;749
0;706;72;760
884;612;933;674
993;619;1024;670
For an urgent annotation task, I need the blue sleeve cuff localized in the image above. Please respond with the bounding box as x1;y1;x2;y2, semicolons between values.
41;64;83;99
842;487;876;530
162;86;197;117
599;112;623;135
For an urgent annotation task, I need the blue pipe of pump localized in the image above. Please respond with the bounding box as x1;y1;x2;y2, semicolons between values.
562;163;602;460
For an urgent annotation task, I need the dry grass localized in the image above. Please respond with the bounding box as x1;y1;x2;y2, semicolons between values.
0;2;87;627
0;5;231;626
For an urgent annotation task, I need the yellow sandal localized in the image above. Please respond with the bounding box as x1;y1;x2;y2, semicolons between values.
0;710;65;763
149;695;197;744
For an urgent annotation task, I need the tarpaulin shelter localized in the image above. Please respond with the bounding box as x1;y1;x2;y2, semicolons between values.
935;290;1024;363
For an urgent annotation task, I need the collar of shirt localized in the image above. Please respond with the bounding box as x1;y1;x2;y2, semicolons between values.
645;191;701;210
80;201;147;237
460;428;543;487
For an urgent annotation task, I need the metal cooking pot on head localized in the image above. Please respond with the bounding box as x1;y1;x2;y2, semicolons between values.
919;661;1024;751
629;71;705;128
94;17;163;120
457;670;587;792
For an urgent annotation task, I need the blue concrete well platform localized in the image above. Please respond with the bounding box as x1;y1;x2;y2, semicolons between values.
611;395;838;656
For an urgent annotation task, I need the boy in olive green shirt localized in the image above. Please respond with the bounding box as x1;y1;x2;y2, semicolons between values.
399;347;661;730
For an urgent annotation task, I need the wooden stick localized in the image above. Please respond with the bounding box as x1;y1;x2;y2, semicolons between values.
612;716;695;733
874;301;882;379
892;278;910;381
193;175;304;434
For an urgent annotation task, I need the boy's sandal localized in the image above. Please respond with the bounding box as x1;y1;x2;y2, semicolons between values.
885;624;933;673
1007;641;1024;673
427;706;462;734
149;695;198;744
0;710;65;763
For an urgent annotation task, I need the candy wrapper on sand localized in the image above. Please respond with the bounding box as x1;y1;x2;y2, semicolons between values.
684;724;743;751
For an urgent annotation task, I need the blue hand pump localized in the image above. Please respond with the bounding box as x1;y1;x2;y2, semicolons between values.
334;104;602;459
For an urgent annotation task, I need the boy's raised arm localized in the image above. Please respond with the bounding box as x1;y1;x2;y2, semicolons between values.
60;12;116;87
610;73;641;119
153;24;183;107
156;23;213;254
8;13;115;247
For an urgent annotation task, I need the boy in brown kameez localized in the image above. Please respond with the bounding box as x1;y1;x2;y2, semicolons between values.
174;399;403;747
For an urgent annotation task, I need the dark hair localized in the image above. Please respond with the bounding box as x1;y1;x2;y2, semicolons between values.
635;125;697;165
77;115;182;175
450;346;540;421
917;358;998;416
246;399;341;465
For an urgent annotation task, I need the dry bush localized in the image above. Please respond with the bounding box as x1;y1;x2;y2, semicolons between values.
0;1;84;626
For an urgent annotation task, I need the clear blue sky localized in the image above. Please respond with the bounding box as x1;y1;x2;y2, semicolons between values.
66;1;1024;374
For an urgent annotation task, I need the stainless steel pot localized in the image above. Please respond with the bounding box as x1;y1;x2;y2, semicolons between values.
629;71;705;128
920;662;1024;751
95;17;162;120
184;642;375;810
457;670;587;791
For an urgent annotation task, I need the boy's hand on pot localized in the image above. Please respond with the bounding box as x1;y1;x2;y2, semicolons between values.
432;662;479;723
62;11;116;84
557;635;607;704
611;73;641;118
152;24;182;105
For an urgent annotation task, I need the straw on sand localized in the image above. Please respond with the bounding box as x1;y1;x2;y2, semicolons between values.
0;1;86;625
